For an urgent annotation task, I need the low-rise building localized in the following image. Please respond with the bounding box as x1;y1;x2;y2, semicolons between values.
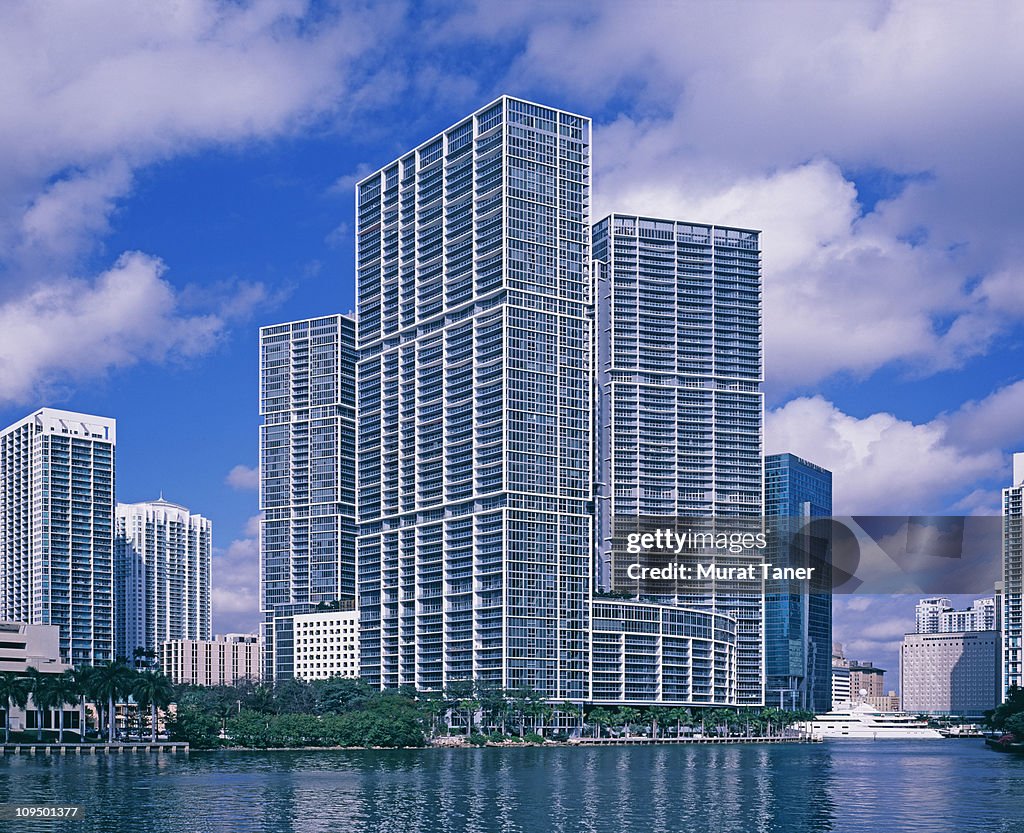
900;630;1000;719
291;609;359;681
849;661;886;699
0;621;78;735
160;634;260;686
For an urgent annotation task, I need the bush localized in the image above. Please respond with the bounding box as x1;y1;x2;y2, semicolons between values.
468;733;489;746
167;704;220;749
523;732;545;744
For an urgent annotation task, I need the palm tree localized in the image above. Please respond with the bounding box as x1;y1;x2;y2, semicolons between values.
133;671;175;742
71;667;97;741
647;706;669;739
24;668;55;741
91;662;134;742
616;706;641;736
48;672;81;743
667;707;693;738
588;707;614;738
0;672;29;742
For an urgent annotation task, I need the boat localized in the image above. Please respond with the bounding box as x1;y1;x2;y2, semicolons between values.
801;702;944;739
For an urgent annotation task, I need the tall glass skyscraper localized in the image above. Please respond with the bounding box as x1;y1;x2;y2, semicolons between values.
592;215;764;706
0;408;116;666
355;97;592;699
1002;453;1024;697
114;497;212;662
764;452;832;712
259;315;357;680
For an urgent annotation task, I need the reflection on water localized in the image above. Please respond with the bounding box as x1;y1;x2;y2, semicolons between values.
1;742;1022;833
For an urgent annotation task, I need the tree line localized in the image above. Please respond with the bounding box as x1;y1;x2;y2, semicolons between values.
0;662;174;743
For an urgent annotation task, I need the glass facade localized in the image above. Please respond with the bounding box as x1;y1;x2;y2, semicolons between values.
356;97;592;699
259;315;357;680
764;452;833;712
593;215;764;706
0;409;116;666
114;498;212;662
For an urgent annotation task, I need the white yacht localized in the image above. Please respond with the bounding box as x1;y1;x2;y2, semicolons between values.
803;702;945;739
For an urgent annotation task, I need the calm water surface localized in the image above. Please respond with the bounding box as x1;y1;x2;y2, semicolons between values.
1;742;1022;833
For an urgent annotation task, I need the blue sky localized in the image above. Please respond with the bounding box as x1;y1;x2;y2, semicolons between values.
1;1;1022;686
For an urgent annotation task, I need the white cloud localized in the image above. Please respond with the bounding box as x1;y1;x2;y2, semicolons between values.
212;516;261;634
0;0;404;400
440;1;1024;390
765;395;1003;514
0;252;228;405
226;464;260;491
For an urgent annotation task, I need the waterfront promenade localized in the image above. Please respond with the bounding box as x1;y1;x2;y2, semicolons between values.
1;742;188;756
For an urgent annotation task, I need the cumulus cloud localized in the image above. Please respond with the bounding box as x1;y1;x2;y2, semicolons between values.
0;0;403;401
440;0;1024;390
765;395;1004;514
226;464;260;491
212;515;261;634
0;252;230;404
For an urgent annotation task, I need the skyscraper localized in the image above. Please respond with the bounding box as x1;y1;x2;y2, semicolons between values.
592;215;764;707
355;97;593;699
764;452;832;712
259;315;357;680
1002;452;1024;697
114;497;212;662
0;408;116;666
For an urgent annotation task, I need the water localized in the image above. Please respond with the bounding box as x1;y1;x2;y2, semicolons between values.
1;742;1022;833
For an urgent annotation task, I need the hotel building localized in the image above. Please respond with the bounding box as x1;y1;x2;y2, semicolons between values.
161;633;261;686
592;214;764;707
901;630;1001;718
1002;453;1023;697
259;315;357;680
355;97;593;699
115;497;212;661
764;453;833;712
0;408;116;666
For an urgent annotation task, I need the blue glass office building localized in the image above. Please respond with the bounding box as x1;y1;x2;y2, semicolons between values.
764;452;832;712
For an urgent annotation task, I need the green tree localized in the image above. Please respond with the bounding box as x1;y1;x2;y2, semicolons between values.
91;662;135;741
71;666;97;741
48;672;81;743
1004;712;1024;740
24;668;55;741
588;707;614;738
647;706;670;739
133;670;175;742
0;672;29;742
166;704;219;748
616;706;641;736
989;684;1024;729
666;707;693;738
314;676;374;714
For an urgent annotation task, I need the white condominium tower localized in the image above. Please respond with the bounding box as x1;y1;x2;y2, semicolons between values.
0;408;116;666
259;315;357;680
1003;452;1024;696
356;97;592;699
114;497;212;662
593;215;764;706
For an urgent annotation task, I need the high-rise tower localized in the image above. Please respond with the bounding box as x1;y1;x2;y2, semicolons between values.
259;315;357;680
764;452;832;712
592;215;764;706
355;97;593;699
0;408;116;666
115;497;212;662
1002;453;1024;697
